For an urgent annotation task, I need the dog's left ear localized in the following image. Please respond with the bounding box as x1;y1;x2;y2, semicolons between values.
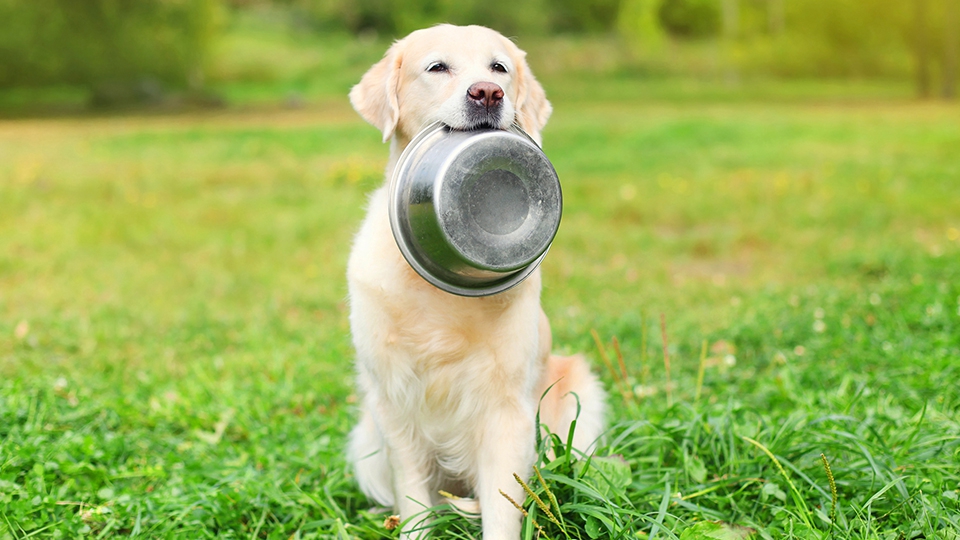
510;46;552;146
350;40;405;143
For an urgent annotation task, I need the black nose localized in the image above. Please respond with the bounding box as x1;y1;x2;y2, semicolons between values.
467;82;504;109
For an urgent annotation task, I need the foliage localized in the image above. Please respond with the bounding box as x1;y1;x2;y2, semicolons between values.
730;0;915;78
2;0;956;100
266;0;621;37
0;0;220;92
544;0;623;34
659;0;721;39
618;0;669;56
618;0;959;85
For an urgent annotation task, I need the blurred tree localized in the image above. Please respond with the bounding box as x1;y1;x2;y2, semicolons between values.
0;0;220;100
903;0;960;99
551;0;622;33
767;0;784;35
721;0;738;38
914;0;933;97
419;0;552;36
743;0;910;78
943;0;958;98
212;0;960;96
619;0;667;51
3;0;950;95
271;0;621;37
658;0;721;38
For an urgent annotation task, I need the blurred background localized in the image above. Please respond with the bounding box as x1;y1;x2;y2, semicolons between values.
2;2;959;536
1;0;957;112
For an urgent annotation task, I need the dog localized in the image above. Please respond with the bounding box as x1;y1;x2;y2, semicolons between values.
346;24;606;539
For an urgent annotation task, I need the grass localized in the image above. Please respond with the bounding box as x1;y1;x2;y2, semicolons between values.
2;16;960;540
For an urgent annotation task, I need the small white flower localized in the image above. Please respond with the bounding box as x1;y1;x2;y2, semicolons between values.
869;293;881;306
794;345;806;356
633;384;658;398
813;320;826;333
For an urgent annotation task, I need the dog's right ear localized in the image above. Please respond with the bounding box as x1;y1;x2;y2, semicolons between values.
350;41;404;143
502;37;551;147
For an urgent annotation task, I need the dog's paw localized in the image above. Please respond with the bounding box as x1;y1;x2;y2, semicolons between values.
439;491;481;517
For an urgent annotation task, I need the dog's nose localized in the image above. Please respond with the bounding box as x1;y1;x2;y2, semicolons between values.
467;82;504;109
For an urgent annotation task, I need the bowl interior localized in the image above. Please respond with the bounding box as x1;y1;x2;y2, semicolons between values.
435;132;561;272
389;123;562;296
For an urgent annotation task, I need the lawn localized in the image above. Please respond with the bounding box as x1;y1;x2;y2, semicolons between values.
1;31;960;539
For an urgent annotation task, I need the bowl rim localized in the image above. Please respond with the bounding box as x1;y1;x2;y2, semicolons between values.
388;122;558;297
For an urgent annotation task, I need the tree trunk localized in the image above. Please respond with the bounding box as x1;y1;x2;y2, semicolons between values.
944;0;959;99
767;0;784;35
915;0;932;98
722;0;740;39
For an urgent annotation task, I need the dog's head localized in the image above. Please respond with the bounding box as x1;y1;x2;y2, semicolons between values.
350;24;552;147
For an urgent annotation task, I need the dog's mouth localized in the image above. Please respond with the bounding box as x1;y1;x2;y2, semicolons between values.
460;114;508;131
463;104;506;131
439;120;505;133
469;120;500;131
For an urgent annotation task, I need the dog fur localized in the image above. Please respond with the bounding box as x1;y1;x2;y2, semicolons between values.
346;24;606;539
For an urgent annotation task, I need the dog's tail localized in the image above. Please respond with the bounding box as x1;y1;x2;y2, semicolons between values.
537;353;606;454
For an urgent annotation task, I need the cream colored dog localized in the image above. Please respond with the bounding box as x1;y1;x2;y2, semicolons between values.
346;24;605;539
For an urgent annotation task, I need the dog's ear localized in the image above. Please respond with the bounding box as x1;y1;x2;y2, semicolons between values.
350;40;404;143
512;49;552;146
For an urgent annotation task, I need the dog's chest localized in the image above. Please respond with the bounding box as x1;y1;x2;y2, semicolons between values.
413;362;496;473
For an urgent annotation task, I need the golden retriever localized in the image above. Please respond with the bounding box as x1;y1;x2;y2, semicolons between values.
346;24;605;539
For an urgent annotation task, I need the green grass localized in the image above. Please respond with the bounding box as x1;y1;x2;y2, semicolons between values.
2;25;960;540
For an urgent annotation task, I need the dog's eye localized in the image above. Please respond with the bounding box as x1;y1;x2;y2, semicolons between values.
491;61;508;74
427;62;449;73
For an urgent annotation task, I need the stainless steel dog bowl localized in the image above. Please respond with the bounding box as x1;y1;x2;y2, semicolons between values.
389;122;562;297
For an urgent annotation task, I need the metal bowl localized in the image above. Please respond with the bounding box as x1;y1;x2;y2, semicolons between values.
389;122;562;297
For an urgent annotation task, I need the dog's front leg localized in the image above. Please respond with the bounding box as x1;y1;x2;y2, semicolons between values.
476;403;536;540
383;431;434;539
